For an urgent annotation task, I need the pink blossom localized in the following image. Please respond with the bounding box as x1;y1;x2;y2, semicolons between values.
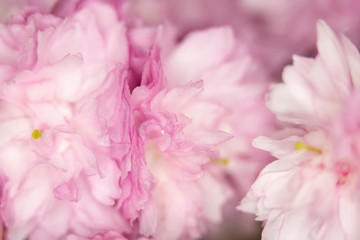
163;25;276;238
132;45;228;240
266;21;360;126
0;1;154;239
131;25;275;239
239;21;360;240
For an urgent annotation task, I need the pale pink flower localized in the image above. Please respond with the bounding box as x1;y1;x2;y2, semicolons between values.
239;21;360;240
132;25;275;239
131;46;228;240
163;25;276;238
0;1;153;239
266;20;360;126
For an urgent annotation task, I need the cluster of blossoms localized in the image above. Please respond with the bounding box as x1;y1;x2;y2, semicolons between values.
1;0;360;240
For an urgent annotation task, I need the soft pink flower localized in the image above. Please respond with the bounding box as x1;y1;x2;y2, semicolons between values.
0;1;153;239
239;21;360;240
163;25;276;238
132;45;229;240
266;21;360;126
132;25;275;239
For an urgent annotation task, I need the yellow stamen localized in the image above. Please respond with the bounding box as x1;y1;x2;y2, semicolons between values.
32;129;42;140
210;157;229;166
294;141;322;154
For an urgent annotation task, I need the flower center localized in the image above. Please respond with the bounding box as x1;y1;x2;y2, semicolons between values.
210;157;229;166
294;141;322;154
32;129;42;140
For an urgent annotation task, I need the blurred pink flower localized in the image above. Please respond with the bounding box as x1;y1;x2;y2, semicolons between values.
127;0;242;36
238;0;360;75
128;0;360;78
239;21;360;240
0;1;154;239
